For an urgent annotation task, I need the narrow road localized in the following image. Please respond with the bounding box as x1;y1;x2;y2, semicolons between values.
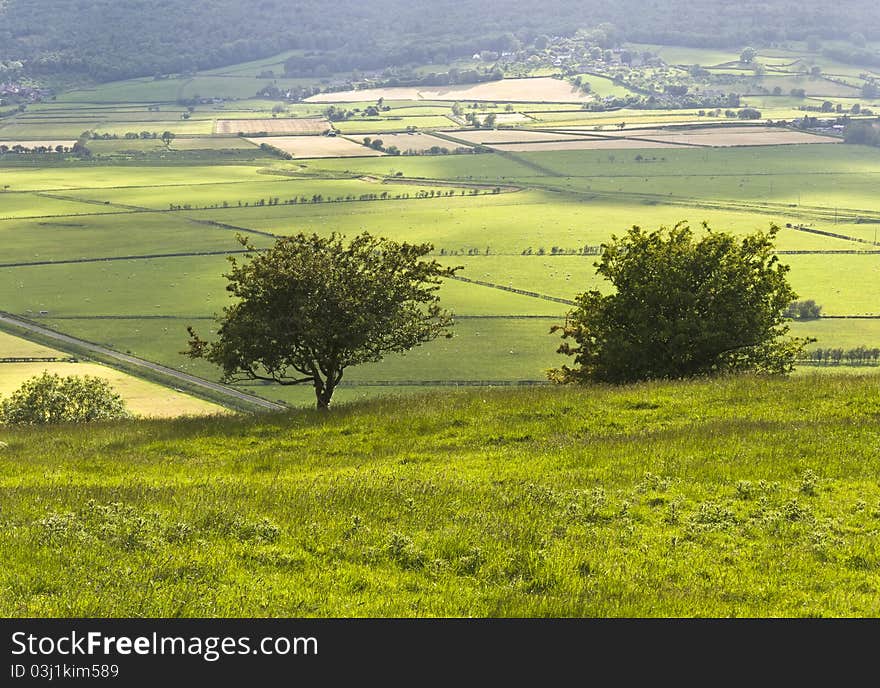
0;311;286;412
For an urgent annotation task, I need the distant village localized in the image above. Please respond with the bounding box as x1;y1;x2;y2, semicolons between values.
0;81;51;107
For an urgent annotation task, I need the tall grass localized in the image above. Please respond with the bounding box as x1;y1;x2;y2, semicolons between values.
1;373;879;617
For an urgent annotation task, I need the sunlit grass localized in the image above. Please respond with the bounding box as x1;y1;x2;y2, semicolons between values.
2;374;879;617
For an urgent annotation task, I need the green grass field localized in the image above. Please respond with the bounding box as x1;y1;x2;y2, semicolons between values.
2;374;880;616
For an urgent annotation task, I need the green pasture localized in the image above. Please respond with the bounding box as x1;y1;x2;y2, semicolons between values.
0;164;268;192
0;192;121;220
380;106;455;117
65;178;486;211
628;44;744;66
86;139;168;155
784;254;880;315
0;211;266;264
56;78;187;103
40;315;563;398
92;119;215;136
198;51;305;77
576;74;640;98
791;318;880;350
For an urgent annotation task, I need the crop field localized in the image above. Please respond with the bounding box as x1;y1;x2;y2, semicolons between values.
330;116;458;134
446;129;590;144
491;139;685;152
0;332;224;417
252;135;388;158
215;118;330;135
356;132;473;153
612;127;842;147
306;77;591;103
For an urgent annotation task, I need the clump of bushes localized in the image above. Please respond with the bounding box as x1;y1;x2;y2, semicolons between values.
0;372;129;425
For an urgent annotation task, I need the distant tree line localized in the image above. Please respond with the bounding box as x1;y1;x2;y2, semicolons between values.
801;346;880;365
3;0;879;83
845;122;880;146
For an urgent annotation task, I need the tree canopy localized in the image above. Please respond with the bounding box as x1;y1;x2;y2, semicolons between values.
549;222;809;384
186;233;460;409
2;0;878;82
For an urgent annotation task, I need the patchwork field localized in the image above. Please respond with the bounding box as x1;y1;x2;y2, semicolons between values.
1;62;878;410
215;118;330;135
245;135;383;158
490;139;685;152
306;77;591;103
613;126;843;147
445;129;591;144
358;132;473;153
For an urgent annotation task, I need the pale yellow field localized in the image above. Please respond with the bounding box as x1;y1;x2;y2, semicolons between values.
629;127;842;147
247;135;384;158
306;77;590;104
0;140;74;150
485;113;532;124
215;118;330;135
0;331;60;358
357;132;471;152
0;332;226;418
446;129;590;144
490;139;685;152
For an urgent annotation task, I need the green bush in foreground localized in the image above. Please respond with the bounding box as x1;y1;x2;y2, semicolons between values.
0;371;128;425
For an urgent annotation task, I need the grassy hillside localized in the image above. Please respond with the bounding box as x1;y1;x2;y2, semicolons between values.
2;374;879;617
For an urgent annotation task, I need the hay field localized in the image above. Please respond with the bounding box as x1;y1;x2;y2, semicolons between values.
490;139;685;152
551;126;842;147
447;129;591;144
306;77;590;103
359;132;472;152
245;135;383;158
215;118;330;135
634;127;842;147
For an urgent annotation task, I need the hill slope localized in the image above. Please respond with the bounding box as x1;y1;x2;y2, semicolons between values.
1;0;879;81
2;374;879;617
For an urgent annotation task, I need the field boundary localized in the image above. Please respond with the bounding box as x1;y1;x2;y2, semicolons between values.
450;275;574;306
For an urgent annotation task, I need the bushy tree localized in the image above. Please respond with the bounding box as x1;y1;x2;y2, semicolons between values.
187;233;460;409
549;222;810;384
784;299;822;320
740;47;757;63
0;372;128;425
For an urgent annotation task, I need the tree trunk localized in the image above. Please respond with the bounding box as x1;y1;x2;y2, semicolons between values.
314;379;335;410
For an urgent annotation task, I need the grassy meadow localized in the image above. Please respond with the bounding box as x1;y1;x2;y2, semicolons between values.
1;375;880;616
